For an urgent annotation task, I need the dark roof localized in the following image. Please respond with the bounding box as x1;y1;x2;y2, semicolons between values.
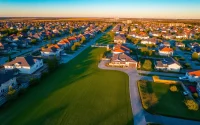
156;57;181;67
4;56;35;67
0;70;15;85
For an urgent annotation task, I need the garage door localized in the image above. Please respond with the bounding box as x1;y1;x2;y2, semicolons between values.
129;63;137;68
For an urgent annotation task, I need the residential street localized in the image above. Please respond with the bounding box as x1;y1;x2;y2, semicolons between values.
0;34;71;65
98;60;200;125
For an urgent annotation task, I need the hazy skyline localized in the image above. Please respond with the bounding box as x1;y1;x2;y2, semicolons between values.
0;0;200;19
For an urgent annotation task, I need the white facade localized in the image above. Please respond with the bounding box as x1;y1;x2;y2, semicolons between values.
41;50;61;57
186;73;200;82
114;39;126;44
158;51;173;56
4;59;43;74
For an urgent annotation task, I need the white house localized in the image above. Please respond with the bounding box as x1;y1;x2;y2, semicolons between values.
158;47;173;56
4;56;43;74
175;42;185;48
0;70;18;96
109;53;137;68
114;35;126;44
141;38;157;45
155;57;182;72
185;70;200;82
41;46;62;57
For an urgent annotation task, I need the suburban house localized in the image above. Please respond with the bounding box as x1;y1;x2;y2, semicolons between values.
135;32;149;39
68;37;78;43
0;70;18;96
141;38;157;45
162;33;174;39
189;42;199;49
175;42;185;47
176;33;187;39
0;43;11;53
160;41;170;47
57;39;71;49
149;31;161;37
41;46;62;57
185;70;200;82
158;46;174;56
4;56;43;74
114;35;126;44
155;57;182;72
112;44;130;54
109;53;137;68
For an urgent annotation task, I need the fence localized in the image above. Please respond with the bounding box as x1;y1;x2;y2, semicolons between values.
152;76;179;84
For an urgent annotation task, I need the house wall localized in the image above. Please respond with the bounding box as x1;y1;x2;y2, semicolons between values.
4;59;43;74
167;64;181;72
0;77;17;95
114;40;126;44
159;51;173;56
186;73;200;82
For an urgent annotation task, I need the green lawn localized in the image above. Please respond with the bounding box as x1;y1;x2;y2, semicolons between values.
0;47;133;125
96;32;114;44
139;81;200;120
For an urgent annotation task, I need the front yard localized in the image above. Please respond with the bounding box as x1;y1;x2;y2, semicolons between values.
0;43;133;124
138;80;200;120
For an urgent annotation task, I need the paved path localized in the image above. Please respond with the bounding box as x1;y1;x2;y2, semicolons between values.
98;61;146;125
0;34;71;65
98;60;200;125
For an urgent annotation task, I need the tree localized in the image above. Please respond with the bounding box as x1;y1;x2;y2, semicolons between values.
31;39;37;45
170;85;178;92
71;44;76;51
142;60;152;71
192;52;199;60
184;99;199;111
47;57;59;72
8;54;12;62
148;50;153;56
80;36;86;44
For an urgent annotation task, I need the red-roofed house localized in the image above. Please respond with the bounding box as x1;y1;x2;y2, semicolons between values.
112;44;130;54
186;70;200;82
158;47;173;56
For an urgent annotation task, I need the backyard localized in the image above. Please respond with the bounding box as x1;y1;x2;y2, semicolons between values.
138;80;200;120
0;47;133;124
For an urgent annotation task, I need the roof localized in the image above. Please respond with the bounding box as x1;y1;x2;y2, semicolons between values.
42;46;58;52
159;47;173;52
114;34;126;40
0;70;16;85
113;44;130;53
111;53;137;63
188;70;200;77
156;57;181;67
4;56;35;67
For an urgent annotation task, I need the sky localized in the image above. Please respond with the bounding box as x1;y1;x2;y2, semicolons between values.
0;0;200;19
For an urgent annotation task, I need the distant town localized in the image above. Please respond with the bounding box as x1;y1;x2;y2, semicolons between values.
1;18;200;125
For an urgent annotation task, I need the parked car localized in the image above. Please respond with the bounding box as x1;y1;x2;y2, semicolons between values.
179;76;188;80
183;91;189;96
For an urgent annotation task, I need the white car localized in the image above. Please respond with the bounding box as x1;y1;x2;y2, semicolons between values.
183;91;189;96
179;76;188;80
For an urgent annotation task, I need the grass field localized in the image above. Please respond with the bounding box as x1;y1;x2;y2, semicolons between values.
0;46;133;125
96;32;114;44
138;81;200;120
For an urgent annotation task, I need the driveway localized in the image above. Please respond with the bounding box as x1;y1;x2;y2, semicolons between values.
98;60;200;125
98;60;146;125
